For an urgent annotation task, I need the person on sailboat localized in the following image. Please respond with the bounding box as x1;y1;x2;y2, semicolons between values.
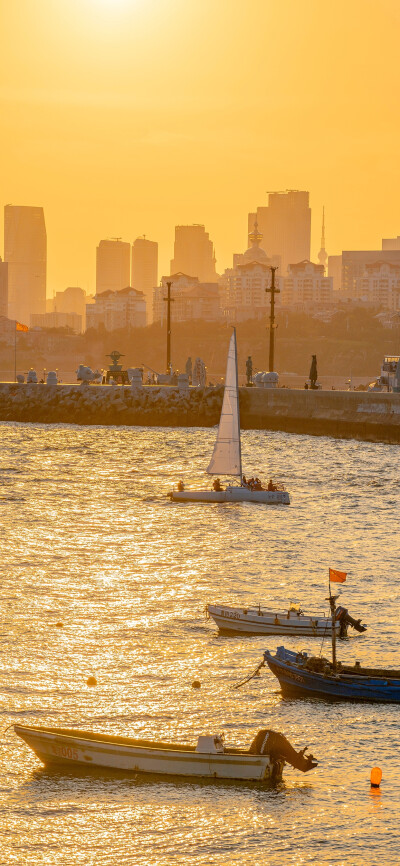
213;478;223;492
267;479;277;491
177;480;185;492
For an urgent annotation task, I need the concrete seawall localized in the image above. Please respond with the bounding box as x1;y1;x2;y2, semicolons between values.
0;382;399;443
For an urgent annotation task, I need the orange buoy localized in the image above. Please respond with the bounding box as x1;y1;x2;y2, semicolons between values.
55;622;64;627
86;675;97;687
370;767;382;788
192;680;201;689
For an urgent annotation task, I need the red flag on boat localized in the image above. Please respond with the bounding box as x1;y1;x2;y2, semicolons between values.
16;321;28;332
329;568;347;583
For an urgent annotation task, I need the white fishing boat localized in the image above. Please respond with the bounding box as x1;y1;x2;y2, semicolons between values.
168;329;290;504
14;724;317;782
207;602;367;638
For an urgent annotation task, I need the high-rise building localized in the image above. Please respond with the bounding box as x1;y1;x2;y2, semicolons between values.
249;190;311;275
281;261;333;309
170;225;217;282
153;273;221;324
382;236;400;250
46;286;87;331
0;259;8;318
131;237;158;324
96;239;130;293
219;223;280;322
342;250;400;296
86;286;146;331
328;255;342;291
4;205;46;325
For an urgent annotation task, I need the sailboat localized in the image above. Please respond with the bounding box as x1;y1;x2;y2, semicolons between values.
168;329;290;504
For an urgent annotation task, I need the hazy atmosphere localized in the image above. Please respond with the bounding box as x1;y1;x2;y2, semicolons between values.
1;0;400;292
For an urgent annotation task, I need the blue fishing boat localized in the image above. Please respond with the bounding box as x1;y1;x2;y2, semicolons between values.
263;646;400;703
261;567;400;703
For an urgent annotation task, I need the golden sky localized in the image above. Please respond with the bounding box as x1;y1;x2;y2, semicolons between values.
1;0;400;294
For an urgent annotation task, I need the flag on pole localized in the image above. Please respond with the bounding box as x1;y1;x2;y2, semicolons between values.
329;568;347;583
16;322;28;332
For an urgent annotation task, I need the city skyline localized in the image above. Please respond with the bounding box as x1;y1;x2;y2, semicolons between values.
1;0;400;293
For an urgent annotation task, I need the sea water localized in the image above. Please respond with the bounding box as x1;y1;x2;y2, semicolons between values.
1;422;399;865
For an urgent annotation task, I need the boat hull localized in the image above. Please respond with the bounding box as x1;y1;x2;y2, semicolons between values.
169;487;290;504
14;725;283;782
265;647;400;703
207;604;340;637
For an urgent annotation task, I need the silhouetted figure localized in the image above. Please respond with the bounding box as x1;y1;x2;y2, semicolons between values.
309;355;318;389
177;480;184;492
246;355;253;386
267;478;277;492
213;478;223;492
185;356;192;384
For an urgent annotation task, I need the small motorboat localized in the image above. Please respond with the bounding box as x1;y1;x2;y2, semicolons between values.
259;570;399;703
168;329;290;505
14;724;317;783
206;601;366;638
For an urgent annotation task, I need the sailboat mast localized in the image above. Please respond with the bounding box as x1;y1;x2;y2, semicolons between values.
328;581;337;671
233;327;243;484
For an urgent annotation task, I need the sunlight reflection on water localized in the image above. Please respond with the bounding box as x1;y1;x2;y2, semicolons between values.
1;422;399;865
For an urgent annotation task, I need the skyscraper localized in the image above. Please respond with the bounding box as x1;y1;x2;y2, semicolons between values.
131;236;158;324
318;207;328;273
4;205;46;324
248;190;311;275
170;224;217;282
0;259;8;318
96;239;130;293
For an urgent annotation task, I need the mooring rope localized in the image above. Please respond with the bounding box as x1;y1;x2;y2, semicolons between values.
233;659;265;689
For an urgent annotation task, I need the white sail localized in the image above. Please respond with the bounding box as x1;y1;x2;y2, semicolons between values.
207;329;242;477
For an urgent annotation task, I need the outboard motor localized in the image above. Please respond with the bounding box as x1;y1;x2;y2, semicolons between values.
248;729;318;773
336;605;367;636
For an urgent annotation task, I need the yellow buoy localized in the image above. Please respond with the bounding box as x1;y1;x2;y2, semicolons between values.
370;767;382;788
86;675;97;687
55;622;64;627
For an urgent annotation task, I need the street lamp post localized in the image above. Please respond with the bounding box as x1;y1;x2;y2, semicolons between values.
163;281;174;374
265;266;280;372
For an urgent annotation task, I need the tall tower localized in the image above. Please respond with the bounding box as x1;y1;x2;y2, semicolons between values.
4;205;46;324
96;239;130;293
170;225;217;281
249;190;311;274
318;207;328;273
131;236;158;324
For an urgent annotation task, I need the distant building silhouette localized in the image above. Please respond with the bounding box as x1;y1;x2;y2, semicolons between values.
131;237;158;324
153;273;221;324
219;222;280;321
281;260;333;309
170;225;217;283
0;259;8;318
46;287;87;331
4;204;46;324
328;255;342;291
318;208;328;273
86;286;146;331
96;239;130;293
31;311;82;332
249;190;311;275
342;250;400;296
357;261;400;310
382;236;400;251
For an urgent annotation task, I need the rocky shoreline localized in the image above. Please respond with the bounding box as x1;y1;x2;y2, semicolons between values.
0;382;400;443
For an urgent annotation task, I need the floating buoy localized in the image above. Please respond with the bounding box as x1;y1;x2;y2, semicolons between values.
55;622;64;628
370;767;382;788
87;675;97;687
192;680;201;689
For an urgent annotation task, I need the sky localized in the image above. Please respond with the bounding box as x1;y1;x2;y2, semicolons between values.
1;0;400;295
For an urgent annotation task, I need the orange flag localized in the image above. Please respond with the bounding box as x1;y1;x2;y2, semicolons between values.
329;568;347;583
16;321;28;332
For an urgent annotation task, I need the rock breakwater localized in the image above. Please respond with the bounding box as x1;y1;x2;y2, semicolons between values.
0;382;400;443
